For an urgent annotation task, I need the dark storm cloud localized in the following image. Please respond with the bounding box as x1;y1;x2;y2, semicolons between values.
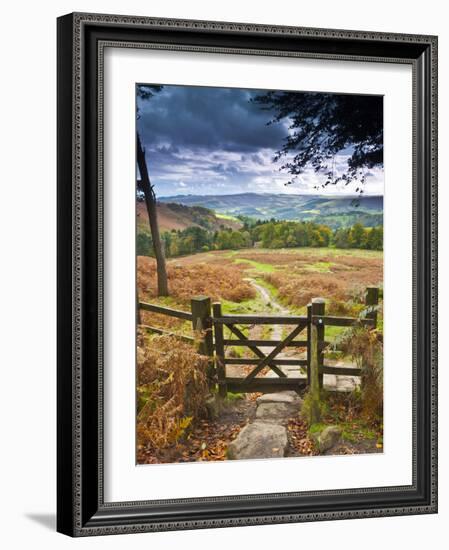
137;85;286;152
136;84;384;197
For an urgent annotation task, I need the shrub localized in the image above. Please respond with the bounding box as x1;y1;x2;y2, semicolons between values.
137;256;256;305
338;326;383;420
136;332;210;454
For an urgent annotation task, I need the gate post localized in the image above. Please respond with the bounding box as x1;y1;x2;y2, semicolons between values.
306;303;312;385
309;319;321;424
212;302;227;398
191;296;214;386
136;289;142;325
365;287;379;328
311;298;325;389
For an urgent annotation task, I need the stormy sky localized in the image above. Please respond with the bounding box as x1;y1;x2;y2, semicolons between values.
137;84;384;197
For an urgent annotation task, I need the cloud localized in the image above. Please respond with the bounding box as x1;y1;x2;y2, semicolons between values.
138;86;286;152
137;84;384;197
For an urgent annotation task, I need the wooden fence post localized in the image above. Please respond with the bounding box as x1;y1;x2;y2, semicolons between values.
311;298;325;389
365;287;379;327
136;290;142;325
191;296;214;386
309;320;321;424
306;303;312;385
212;302;227;398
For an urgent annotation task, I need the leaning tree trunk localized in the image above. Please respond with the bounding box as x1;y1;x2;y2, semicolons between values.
136;133;169;296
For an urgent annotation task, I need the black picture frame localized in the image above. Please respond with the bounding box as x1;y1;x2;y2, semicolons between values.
57;12;438;537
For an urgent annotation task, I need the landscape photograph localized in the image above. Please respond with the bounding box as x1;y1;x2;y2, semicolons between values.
135;83;384;464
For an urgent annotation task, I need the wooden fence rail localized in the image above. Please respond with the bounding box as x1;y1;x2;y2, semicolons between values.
223;339;310;347
139;297;215;385
226;377;307;394
140;324;195;344
312;315;375;327
138;285;380;395
139;301;192;321
225;358;308;366
212;315;307;325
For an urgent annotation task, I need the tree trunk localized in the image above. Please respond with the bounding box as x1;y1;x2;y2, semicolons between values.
136;133;169;296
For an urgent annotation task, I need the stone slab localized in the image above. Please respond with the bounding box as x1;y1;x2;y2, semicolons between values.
256;391;301;405
227;421;288;460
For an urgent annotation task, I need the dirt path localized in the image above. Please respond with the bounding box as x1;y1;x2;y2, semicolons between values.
247;278;289;345
245;279;359;389
247;278;306;378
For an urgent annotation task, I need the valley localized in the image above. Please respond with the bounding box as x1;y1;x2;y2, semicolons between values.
159;192;383;228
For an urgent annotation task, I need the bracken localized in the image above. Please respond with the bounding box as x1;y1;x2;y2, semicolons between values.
137;256;255;304
136;331;210;456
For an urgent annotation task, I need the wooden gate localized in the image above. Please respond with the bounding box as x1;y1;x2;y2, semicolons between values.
212;303;310;395
139;287;379;396
210;287;379;396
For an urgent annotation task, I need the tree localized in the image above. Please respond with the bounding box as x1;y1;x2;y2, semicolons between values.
136;231;153;257
333;227;350;249
366;226;383;250
169;233;181;257
252;91;383;190
350;222;366;248
136;86;168;296
136;133;168;296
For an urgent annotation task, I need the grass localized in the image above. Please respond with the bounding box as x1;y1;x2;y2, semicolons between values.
253;277;280;300
225;392;244;402
234;258;277;273
221;294;267;315
341;424;377;443
308;420;379;444
324;325;347;344
308;423;327;435
302;261;334;273
260;324;273;340
138;245;383;348
321;390;383;445
232;246;382;259
215;212;240;222
307;390;382;449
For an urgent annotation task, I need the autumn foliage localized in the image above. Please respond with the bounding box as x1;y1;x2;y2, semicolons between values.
136;332;210;460
338;326;383;419
254;252;382;312
137;256;255;305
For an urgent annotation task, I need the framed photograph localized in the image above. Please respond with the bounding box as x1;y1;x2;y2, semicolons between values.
57;12;438;536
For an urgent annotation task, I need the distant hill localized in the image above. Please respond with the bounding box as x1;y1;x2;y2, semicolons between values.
137;201;242;233
159;193;383;228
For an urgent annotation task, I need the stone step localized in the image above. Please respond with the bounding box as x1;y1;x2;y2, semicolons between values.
255;391;302;425
256;390;302;405
227;421;288;460
227;391;304;460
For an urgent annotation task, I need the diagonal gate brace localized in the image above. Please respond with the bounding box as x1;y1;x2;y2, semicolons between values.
244;320;308;383
226;324;286;378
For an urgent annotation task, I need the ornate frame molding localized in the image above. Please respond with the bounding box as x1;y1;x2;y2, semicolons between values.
57;12;437;537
